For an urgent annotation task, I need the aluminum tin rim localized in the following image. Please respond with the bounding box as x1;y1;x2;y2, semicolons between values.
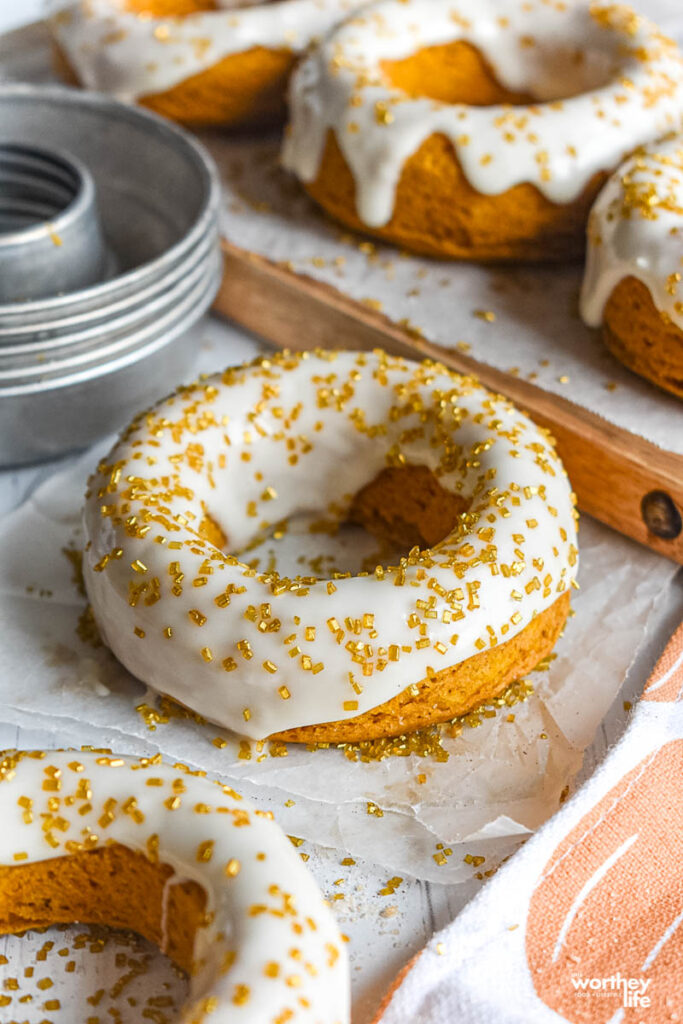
0;84;221;320
0;234;218;356
0;253;221;387
0;265;221;399
0;223;215;329
0;255;220;385
0;226;217;341
0;250;214;366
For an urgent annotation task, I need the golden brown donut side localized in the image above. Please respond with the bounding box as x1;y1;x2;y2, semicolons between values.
136;46;294;128
300;41;607;260
305;129;606;262
0;844;206;973
272;590;570;743
57;44;293;128
603;276;683;400
56;0;294;128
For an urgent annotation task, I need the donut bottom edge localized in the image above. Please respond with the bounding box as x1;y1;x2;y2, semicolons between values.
272;589;571;744
55;44;293;128
602;276;683;401
0;842;206;973
302;130;605;263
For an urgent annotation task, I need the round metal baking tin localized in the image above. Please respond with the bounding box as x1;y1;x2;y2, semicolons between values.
0;257;222;467
0;227;216;345
0;84;223;467
0;251;221;380
0;143;106;303
0;235;216;361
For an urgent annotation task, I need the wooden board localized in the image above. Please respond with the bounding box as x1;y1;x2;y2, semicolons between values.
216;240;683;565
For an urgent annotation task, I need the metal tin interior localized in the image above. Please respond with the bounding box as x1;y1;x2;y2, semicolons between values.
0;142;106;302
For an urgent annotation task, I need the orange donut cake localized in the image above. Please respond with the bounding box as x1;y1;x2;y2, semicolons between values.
50;0;363;128
581;135;683;400
82;350;579;744
0;749;350;1022
282;0;683;261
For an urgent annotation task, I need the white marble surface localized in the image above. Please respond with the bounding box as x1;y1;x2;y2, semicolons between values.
1;4;682;1022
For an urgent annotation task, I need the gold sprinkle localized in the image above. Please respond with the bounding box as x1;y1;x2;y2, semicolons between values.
232;984;250;1006
197;840;215;862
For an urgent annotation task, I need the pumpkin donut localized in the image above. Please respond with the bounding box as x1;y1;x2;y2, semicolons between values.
82;350;578;744
282;0;683;261
581;135;683;400
50;0;364;128
0;749;350;1023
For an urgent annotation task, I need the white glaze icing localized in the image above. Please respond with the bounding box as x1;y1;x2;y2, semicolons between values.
50;0;365;102
282;0;683;228
580;133;683;330
82;351;578;739
0;749;349;1023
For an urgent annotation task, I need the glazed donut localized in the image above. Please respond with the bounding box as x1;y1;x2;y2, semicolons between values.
581;135;683;400
83;350;578;743
50;0;364;128
282;0;683;262
0;749;349;1022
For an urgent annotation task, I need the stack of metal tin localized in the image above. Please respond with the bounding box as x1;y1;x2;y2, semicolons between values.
0;84;222;466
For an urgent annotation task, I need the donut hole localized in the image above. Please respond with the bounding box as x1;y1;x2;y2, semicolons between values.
381;42;534;106
381;35;617;107
0;844;206;977
1;923;188;1019
225;464;470;578
348;464;470;550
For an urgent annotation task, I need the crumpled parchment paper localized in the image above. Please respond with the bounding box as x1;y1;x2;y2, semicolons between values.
0;0;679;883
0;425;675;882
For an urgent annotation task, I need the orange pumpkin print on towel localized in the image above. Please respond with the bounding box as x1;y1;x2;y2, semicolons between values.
526;738;683;1022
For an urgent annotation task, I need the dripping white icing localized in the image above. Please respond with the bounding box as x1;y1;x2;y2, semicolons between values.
50;0;366;101
282;0;683;227
581;133;683;331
